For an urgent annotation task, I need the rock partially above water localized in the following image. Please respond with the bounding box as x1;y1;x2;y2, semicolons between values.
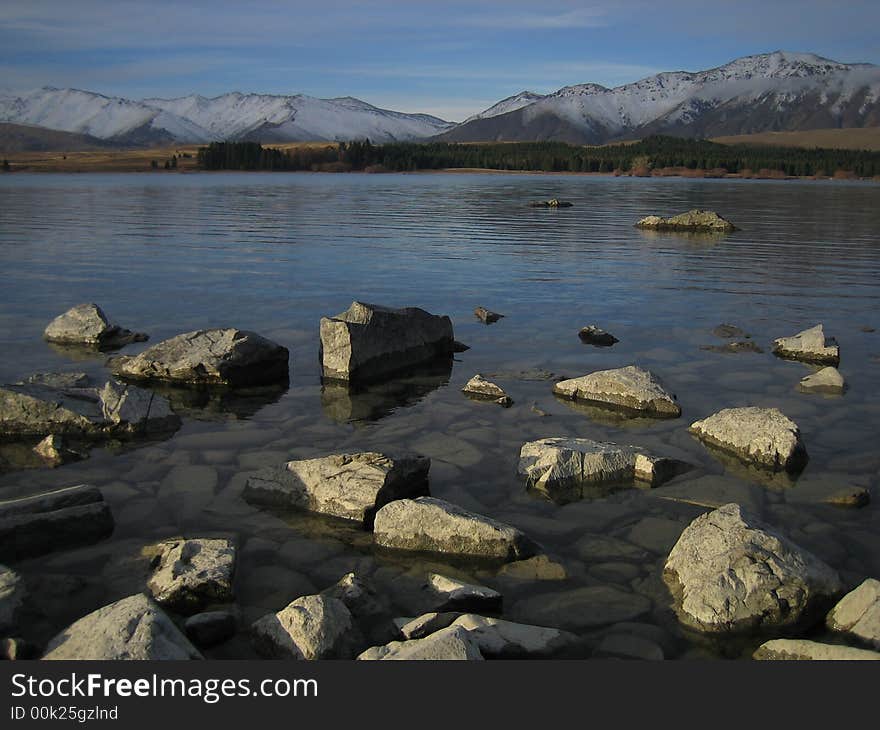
147;538;236;615
700;341;764;354
474;306;503;324
109;329;289;387
42;594;203;660
664;503;842;635
712;324;749;339
320;301;455;383
243;452;430;526
449;614;577;658
462;374;511;405
689;406;807;472
373;497;537;561
553;365;681;418
826;579;880;649
799;366;846;394
518;437;690;501
426;573;502;613
32;434;85;467
773;324;840;365
635;210;736;232
251;594;359;660
753;639;880;661
43;303;148;350
358;624;484;660
529;199;573;208
0;564;25;633
578;325;618;346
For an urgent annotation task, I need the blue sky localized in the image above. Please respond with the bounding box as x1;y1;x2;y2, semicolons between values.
1;0;878;121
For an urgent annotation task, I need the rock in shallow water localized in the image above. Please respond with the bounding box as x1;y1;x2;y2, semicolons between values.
358;625;484;660
243;452;430;526
251;594;360;659
320;301;454;383
109;328;289;387
373;497;537;561
826;578;880;649
426;573;502;613
578;325;618;346
663;503;842;635
773;324;840;365
753;639;880;661
146;538;236;615
553;365;681;418
43;303;148;349
184;610;237;648
635;210;736;232
689;406;807;472
510;585;651;630
474;307;503;324
799;366;846;394
42;594;203;660
461;374;509;402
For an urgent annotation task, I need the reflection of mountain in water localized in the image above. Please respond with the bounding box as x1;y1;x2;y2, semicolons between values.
147;380;290;421
321;358;452;424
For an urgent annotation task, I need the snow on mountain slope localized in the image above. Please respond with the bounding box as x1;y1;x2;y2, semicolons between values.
463;91;547;123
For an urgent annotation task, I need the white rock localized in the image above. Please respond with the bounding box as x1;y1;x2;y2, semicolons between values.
773;324;840;364
251;595;357;659
427;573;501;612
462;374;508;400
799;366;846;394
553;365;680;417
147;538;236;615
826;578;880;649
357;625;484;660
450;614;577;658
689;406;807;471
754;639;880;661
664;503;842;634
397;612;462;640
42;594;203;660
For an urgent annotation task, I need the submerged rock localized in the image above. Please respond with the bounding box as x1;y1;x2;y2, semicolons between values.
320;301;455;383
635;210;736;232
243;452;430;526
251;594;359;660
712;324;749;339
773;324;840;365
42;594;203;660
753;639;880;661
518;437;690;501
474;306;504;324
146;538;236;615
426;573;502;613
826;579;880;649
529;199;573;208
109;328;289;387
373;497;537;561
358;625;484;660
184;610;237;648
553;365;681;418
43;303;148;349
510;585;651;630
663;503;842;635
0;484;114;562
578;325;618;346
21;372;90;388
461;374;510;404
700;341;764;354
689;406;807;472
799;366;846;394
0;564;25;633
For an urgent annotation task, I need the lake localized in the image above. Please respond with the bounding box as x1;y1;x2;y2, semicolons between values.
1;172;879;658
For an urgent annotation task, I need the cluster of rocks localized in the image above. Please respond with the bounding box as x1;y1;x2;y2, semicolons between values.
529;199;572;208
635;209;737;232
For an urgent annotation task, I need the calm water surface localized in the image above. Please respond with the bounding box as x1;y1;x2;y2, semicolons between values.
1;172;879;658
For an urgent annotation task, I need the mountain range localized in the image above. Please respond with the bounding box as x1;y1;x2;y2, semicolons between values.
1;52;878;149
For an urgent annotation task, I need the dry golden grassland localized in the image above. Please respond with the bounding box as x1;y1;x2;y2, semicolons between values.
711;127;880;151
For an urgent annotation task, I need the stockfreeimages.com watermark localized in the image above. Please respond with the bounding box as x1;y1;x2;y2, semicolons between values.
11;672;318;706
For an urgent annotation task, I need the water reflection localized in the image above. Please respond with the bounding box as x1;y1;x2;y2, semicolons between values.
148;379;290;421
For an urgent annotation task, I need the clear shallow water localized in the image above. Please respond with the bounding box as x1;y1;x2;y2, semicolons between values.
1;172;879;658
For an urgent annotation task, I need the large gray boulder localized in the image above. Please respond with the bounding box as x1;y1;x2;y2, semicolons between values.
635;210;736;232
243;452;430;526
825;579;880;649
518;437;689;500
42;594;203;660
664;503;842;634
553;365;681;418
773;324;839;365
689;407;807;472
0;564;25;633
146;538;236;615
43;303;147;349
251;594;359;660
0;484;114;562
754;639;880;661
357;625;484;660
319;301;455;382
373;497;537;561
109;329;289;387
0;379;179;439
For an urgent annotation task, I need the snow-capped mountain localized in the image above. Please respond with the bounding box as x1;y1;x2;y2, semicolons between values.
0;88;454;145
441;51;880;144
462;91;546;123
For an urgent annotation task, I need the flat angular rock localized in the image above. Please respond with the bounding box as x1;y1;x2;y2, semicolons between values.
511;586;650;630
320;301;454;382
578;325;618;346
42;594;202;660
635;209;736;232
373;497;537;561
826;579;880;649
44;303;148;349
184;610;237;648
553;365;681;418
32;434;84;467
426;573;502;612
243;452;430;526
497;554;568;581
462;374;508;400
0;379;179;439
0;564;25;633
251;594;359;660
110;328;289;387
147;538;236;615
773;324;840;365
518;437;690;500
450;614;577;658
357;625;484;660
664;503;842;635
397;612;462;640
0;484;114;562
753;639;880;661
713;324;749;339
799;366;846;394
690;407;807;472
